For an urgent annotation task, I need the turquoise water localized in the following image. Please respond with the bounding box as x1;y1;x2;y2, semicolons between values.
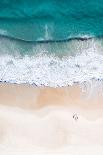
0;0;103;86
0;0;103;41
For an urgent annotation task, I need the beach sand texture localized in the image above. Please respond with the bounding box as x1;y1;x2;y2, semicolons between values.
0;82;103;154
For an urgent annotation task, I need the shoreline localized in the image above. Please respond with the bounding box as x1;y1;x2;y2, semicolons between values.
0;81;103;110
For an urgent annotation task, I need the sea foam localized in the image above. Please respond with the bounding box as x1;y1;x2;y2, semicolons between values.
0;51;103;87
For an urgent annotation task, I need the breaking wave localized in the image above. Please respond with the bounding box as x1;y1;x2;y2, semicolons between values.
0;36;103;87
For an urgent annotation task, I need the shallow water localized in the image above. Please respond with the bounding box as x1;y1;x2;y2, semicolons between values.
0;38;103;86
0;1;103;86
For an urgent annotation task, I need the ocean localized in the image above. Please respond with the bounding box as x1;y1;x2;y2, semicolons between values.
1;1;103;151
0;0;103;87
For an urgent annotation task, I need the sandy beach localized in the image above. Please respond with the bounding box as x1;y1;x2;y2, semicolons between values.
0;81;103;154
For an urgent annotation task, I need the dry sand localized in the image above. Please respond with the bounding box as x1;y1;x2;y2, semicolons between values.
0;82;103;154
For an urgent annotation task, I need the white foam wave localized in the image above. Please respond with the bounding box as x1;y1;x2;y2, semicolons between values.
0;52;103;87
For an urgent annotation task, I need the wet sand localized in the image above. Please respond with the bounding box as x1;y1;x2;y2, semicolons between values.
0;82;103;154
